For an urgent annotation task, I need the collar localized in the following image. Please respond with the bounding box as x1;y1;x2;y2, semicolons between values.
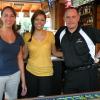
66;25;81;34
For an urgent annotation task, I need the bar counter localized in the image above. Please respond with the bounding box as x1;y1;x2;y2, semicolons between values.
18;91;100;100
18;57;100;99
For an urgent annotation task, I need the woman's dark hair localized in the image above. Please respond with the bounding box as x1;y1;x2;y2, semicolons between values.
29;10;46;42
1;6;18;36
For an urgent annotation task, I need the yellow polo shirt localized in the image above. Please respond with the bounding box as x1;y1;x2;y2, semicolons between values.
23;30;55;77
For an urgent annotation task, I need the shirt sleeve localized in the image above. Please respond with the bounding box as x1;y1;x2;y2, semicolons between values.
83;26;100;44
93;28;100;43
55;26;67;50
23;32;31;44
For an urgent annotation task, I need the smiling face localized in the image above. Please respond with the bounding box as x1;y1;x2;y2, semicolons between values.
64;8;80;32
1;8;16;28
34;14;46;31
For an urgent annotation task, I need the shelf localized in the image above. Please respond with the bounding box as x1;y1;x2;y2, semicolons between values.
80;13;92;17
77;1;95;27
81;24;94;27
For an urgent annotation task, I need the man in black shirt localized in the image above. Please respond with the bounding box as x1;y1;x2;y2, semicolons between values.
55;7;100;94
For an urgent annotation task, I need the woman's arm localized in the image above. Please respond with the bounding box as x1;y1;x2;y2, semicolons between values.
51;44;63;58
23;44;29;60
17;46;27;96
95;50;100;63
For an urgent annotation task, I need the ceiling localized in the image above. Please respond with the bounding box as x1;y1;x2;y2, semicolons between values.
0;0;48;12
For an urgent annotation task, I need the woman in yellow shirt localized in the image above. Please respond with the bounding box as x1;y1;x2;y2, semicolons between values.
23;10;63;97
